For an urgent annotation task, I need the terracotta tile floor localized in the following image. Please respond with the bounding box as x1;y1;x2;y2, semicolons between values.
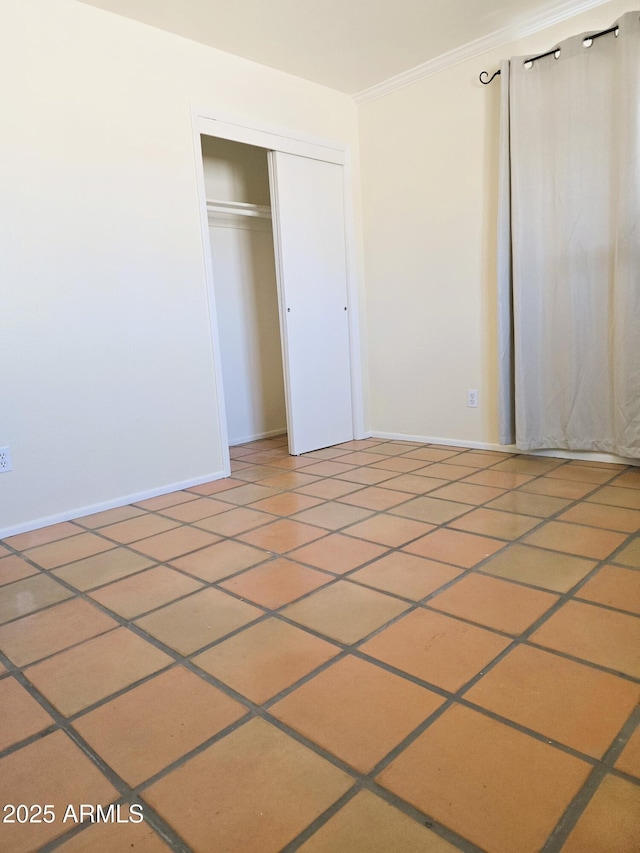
1;437;639;852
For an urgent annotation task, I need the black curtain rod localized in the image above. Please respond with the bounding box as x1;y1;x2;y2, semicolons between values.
479;23;619;84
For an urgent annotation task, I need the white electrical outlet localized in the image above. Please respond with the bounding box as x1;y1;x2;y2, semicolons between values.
0;447;12;472
467;389;479;408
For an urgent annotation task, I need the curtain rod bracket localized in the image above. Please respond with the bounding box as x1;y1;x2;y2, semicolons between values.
479;69;501;85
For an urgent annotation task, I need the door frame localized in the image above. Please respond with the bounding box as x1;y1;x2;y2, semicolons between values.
191;106;365;473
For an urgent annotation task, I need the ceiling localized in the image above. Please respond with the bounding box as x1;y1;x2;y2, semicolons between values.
77;0;607;94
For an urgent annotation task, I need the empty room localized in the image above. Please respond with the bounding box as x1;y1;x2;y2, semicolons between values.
0;0;639;850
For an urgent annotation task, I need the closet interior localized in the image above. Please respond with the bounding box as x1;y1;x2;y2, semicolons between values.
201;137;287;449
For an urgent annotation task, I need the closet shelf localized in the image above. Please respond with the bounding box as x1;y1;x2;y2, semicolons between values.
206;200;271;219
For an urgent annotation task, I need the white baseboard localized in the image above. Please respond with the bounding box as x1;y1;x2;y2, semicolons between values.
0;470;227;540
229;428;287;446
368;431;640;466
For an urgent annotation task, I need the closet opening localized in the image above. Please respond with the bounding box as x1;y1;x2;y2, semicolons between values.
200;137;287;458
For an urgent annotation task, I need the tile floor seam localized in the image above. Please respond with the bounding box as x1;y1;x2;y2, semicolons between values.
38;793;192;853
523;639;640;684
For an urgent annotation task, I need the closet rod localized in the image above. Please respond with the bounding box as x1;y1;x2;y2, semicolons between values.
479;22;619;84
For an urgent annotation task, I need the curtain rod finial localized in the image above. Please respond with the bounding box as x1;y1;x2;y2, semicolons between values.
480;69;501;84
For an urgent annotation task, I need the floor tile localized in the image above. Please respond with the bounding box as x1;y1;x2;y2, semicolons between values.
562;775;640;853
519;477;596;500
530;600;640;677
297;790;459;853
193;618;340;703
349;553;462;601
237;518;327;554
157;496;231;522
0;677;54;750
612;537;640;567
463;469;535;488
291;502;374;531
615;724;640;778
0;731;117;852
55;820;171;852
448;451;500;468
377;704;589;853
492;457;566;475
4;522;84;551
448;507;540;540
337;451;389;465
296;479;364;499
369;456;428;472
303;447;353;460
193;506;273;536
367;443;422;457
24;533;115;570
73;666;246;785
143;718;353;853
129;527;221;561
334;467;398;485
465;645;640;757
379;473;444;494
267;456;319;470
219;558;330;608
135;588;263;654
389;496;469;525
301;460;356;477
335;439;385;451
587;485;640;510
25;628;172;716
557;502;640;532
283;581;409;644
0;554;38;586
259;472;323;490
287;534;388;575
232;464;283;482
429;573;558;635
428;482;506;506
414;462;478;481
404;528;505;568
0;598;118;666
576;565;640;615
523;521;627;560
215;483;282;505
337;486;415;511
546;464;618;485
51;549;154;591
170;539;270;582
343;514;434;547
402;448;462;462
89;566;203;619
0;574;73;624
99;514;179;544
361;608;510;692
271;656;443;772
479;543;597;592
135;490;200;510
612;470;640;490
186;477;246;496
74;504;146;529
486;490;572;517
248;492;324;516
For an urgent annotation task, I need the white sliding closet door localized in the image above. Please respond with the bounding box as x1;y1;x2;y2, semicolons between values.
269;152;353;455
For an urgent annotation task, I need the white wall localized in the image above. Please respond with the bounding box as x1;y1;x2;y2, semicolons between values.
358;0;638;447
0;0;360;535
202;138;286;444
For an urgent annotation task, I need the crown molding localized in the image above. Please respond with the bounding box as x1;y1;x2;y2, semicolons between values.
353;0;612;104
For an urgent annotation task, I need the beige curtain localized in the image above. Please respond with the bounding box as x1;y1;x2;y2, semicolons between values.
497;11;640;457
